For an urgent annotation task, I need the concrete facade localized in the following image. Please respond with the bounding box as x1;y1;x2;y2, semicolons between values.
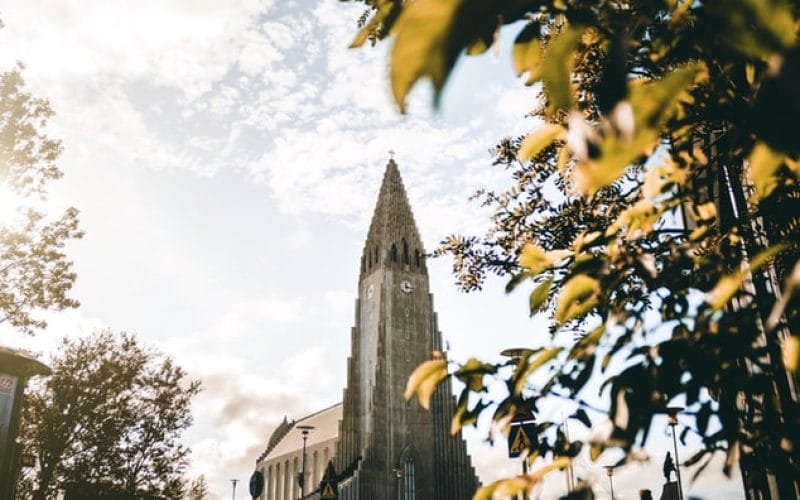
256;160;478;499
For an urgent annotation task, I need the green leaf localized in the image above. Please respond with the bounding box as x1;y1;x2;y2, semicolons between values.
541;25;583;117
568;325;605;360
555;274;600;325
404;359;448;409
518;124;566;162
512;347;563;395
529;277;554;316
573;63;707;197
389;0;462;112
454;357;496;392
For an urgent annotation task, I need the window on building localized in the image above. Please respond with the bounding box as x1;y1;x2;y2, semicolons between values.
403;456;416;500
391;244;398;262
402;238;409;264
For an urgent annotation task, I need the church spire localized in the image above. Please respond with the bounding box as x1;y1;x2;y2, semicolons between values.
360;158;425;280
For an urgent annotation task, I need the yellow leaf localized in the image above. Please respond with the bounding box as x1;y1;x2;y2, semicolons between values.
555;274;600;325
706;275;742;311
568;325;605;360
748;142;785;200
389;0;461;112
519;243;571;275
745;63;756;85
512;22;543;82
518;124;566;161
706;245;786;310
556;144;571;173
473;457;571;500
404;359;448;409
529;277;554;316
783;335;800;371
540;25;584;117
513;347;563;395
350;1;396;48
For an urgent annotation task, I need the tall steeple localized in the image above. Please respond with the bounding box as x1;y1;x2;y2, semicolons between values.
334;157;478;500
359;159;426;282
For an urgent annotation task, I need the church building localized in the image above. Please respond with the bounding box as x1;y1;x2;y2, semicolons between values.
254;159;479;499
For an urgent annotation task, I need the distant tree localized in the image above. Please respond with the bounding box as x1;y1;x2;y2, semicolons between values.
0;65;83;334
345;0;800;498
18;330;201;499
187;475;210;500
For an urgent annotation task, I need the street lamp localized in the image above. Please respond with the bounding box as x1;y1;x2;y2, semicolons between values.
604;465;616;500
297;424;315;499
230;478;239;500
666;407;685;500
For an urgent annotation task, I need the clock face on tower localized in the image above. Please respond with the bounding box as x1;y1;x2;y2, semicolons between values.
400;280;414;294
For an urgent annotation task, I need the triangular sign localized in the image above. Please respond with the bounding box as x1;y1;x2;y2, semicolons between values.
508;425;531;457
322;483;336;498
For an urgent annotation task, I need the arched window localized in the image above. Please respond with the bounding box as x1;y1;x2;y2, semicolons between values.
361;256;366;273
374;245;379;264
391;244;398;262
402;238;409;264
403;456;416;500
415;250;421;267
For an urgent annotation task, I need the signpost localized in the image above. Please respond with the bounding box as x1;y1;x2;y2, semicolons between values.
507;412;536;459
249;470;264;499
319;461;338;500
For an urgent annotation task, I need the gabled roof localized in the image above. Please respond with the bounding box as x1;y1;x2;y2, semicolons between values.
257;402;343;463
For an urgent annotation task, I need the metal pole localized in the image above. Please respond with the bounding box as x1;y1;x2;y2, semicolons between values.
521;457;528;500
297;425;314;499
666;407;685;500
670;423;685;500
231;479;239;500
604;466;615;500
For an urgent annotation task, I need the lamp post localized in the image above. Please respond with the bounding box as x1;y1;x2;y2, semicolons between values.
297;424;315;499
230;478;239;500
666;407;685;500
604;465;616;500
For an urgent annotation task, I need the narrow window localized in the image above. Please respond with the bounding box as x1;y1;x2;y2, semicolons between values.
402;238;409;264
415;250;421;267
404;456;416;500
375;245;379;264
391;244;398;262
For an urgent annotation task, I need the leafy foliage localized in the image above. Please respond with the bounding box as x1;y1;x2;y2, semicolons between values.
0;66;83;334
188;475;210;500
346;0;800;495
18;330;201;499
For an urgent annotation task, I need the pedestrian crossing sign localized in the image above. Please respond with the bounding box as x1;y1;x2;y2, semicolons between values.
321;482;337;499
507;418;536;458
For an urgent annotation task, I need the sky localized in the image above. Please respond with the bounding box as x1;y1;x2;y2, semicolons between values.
0;1;745;499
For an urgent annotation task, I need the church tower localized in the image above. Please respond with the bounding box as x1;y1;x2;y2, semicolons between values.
334;159;478;499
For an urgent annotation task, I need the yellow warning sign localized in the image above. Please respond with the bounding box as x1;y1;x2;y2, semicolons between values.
321;483;336;499
508;425;531;457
